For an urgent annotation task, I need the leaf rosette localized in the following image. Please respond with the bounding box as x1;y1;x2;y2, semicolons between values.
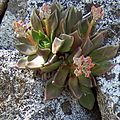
13;2;119;110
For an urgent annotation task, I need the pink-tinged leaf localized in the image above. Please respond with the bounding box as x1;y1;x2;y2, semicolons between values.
52;65;69;87
27;55;45;68
16;57;28;69
52;37;64;54
90;30;107;50
45;80;63;100
17;37;33;45
78;75;93;88
70;30;82;50
82;37;93;55
46;10;58;37
91;61;115;76
38;48;50;61
79;85;95;110
59;34;74;52
30;9;43;32
16;43;38;55
41;60;62;73
68;75;82;99
90;45;119;62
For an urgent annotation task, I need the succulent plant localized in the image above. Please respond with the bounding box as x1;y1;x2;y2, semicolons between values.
13;2;119;110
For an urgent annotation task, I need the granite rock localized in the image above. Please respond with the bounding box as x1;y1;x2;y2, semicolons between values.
0;50;101;120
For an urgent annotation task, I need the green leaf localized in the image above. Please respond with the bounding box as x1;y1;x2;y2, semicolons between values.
32;30;41;44
59;34;74;52
91;61;115;76
17;37;32;45
27;54;45;68
16;43;38;55
78;75;93;88
52;37;64;54
47;10;58;38
52;65;69;87
41;60;62;73
79;91;95;110
70;30;82;50
45;80;63;100
38;48;50;61
68;75;82;99
82;38;93;55
79;85;95;110
90;45;119;63
30;9;43;32
16;57;28;69
90;30;107;51
66;7;76;33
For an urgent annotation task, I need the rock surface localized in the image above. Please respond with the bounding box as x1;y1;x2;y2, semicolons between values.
0;50;101;120
0;0;120;120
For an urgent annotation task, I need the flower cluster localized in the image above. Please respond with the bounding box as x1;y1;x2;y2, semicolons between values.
91;5;104;21
39;3;51;19
13;20;31;37
73;55;95;78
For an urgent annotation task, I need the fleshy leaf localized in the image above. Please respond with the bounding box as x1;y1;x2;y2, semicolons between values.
91;30;107;50
78;75;93;88
45;80;63;100
31;30;41;44
16;43;38;55
82;38;93;55
27;55;45;68
91;61;115;76
52;37;64;54
90;45;119;62
68;75;82;99
79;85;95;110
52;65;69;87
30;9;43;32
16;57;28;69
46;10;58;38
17;37;33;45
66;7;76;33
70;30;82;50
59;34;74;52
41;60;62;73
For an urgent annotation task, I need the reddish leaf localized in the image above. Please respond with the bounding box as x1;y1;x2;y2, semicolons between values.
91;61;115;76
45;80;63;100
90;45;119;62
52;65;69;87
68;75;82;99
78;75;93;88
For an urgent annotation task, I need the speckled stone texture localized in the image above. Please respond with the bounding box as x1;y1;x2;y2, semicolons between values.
0;0;120;120
0;50;101;120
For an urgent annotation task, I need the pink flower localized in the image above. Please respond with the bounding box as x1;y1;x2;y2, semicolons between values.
39;3;51;19
91;5;104;21
73;55;95;78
